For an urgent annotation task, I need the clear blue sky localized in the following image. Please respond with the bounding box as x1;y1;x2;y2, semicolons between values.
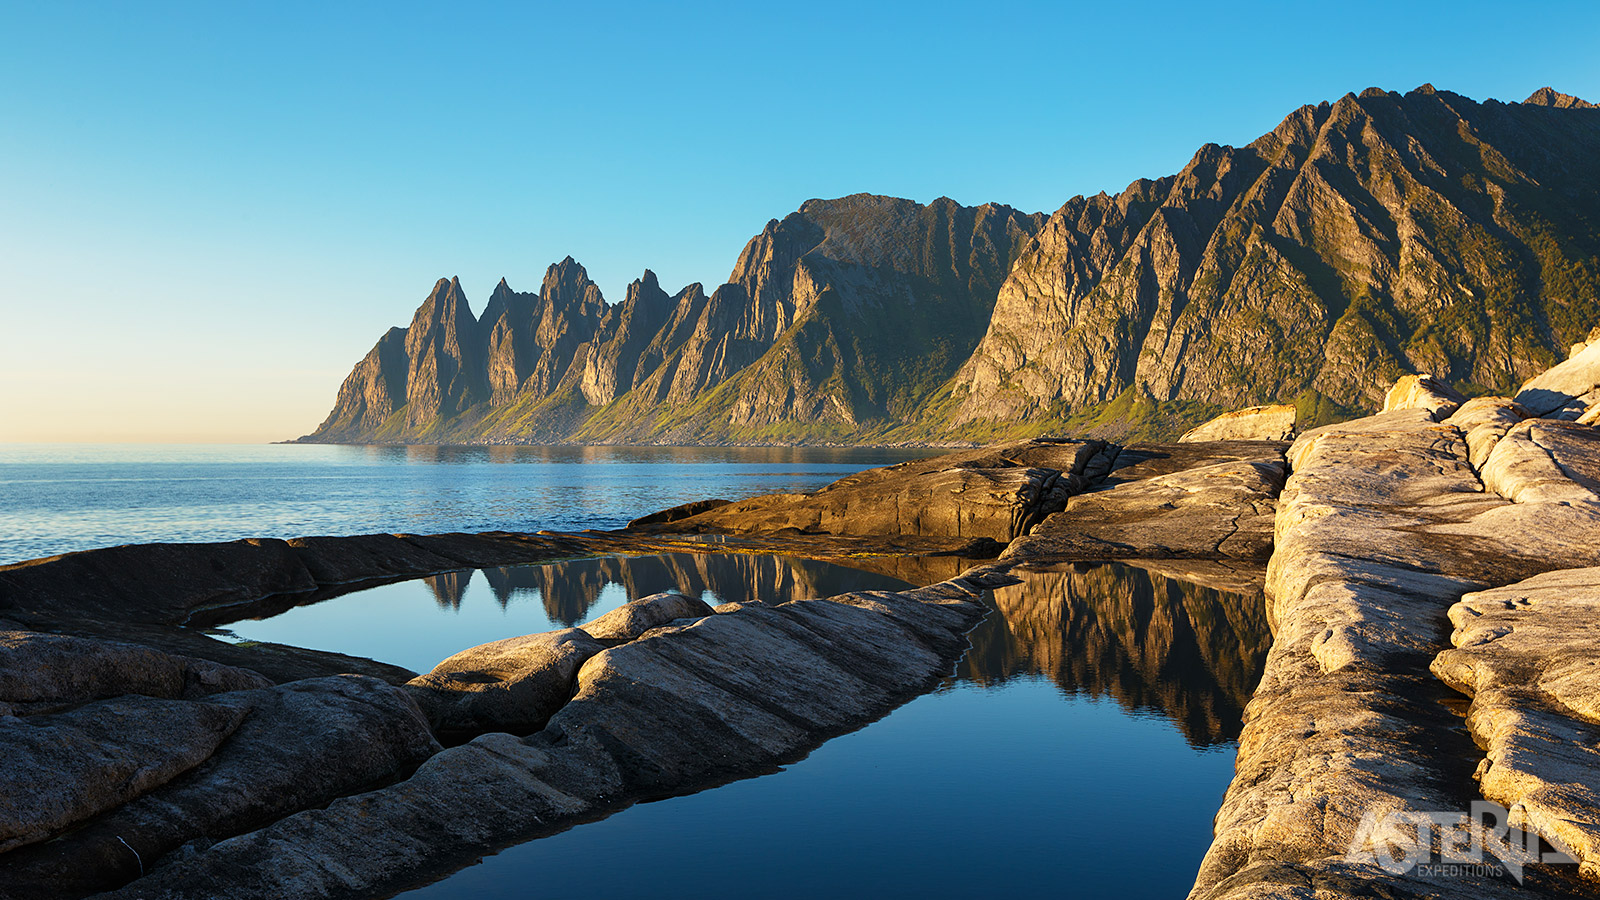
3;0;1597;441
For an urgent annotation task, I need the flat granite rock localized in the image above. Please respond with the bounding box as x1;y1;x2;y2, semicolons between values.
0;695;247;855
0;532;586;629
0;630;271;712
1004;451;1286;562
0;675;441;899
281;534;466;584
1188;404;1547;900
1433;569;1600;881
0;540;318;625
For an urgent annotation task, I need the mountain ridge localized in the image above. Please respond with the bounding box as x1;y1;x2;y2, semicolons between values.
301;85;1600;445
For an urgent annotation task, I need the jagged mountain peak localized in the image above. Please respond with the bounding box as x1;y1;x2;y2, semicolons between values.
950;86;1600;429
1525;86;1598;109
484;277;520;310
305;86;1600;446
540;257;605;311
414;276;473;325
624;270;667;306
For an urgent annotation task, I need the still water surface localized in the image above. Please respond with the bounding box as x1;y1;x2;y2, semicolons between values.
221;552;920;674
221;554;1270;899
0;443;938;564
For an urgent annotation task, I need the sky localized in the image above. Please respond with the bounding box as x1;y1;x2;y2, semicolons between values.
2;0;1597;442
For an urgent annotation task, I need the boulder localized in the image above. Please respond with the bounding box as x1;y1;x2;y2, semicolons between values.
1178;404;1295;442
0;630;271;712
405;628;604;735
580;591;715;641
1380;373;1466;420
0;676;440;899
1515;339;1600;416
0;696;246;854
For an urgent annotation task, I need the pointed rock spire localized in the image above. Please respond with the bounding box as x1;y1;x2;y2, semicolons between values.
1524;86;1598;108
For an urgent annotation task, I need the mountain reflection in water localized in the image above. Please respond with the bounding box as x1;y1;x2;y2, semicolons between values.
393;556;1268;900
222;552;918;674
958;561;1271;746
417;552;919;623
231;552;1270;752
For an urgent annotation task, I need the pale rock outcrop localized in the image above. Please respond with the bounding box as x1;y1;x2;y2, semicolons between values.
1478;420;1600;505
1005;446;1286;561
1190;413;1528;900
1192;344;1600;898
1434;569;1600;880
1179;404;1296;442
1442;396;1529;468
1515;337;1600;416
1381;373;1466;420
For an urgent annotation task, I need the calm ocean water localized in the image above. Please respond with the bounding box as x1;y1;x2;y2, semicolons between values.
0;443;941;565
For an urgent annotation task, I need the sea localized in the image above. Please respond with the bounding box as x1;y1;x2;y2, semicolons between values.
0;442;940;565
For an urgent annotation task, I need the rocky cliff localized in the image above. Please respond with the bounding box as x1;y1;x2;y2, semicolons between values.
302;86;1600;445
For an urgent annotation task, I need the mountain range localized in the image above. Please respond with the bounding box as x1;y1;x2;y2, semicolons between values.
300;85;1600;445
